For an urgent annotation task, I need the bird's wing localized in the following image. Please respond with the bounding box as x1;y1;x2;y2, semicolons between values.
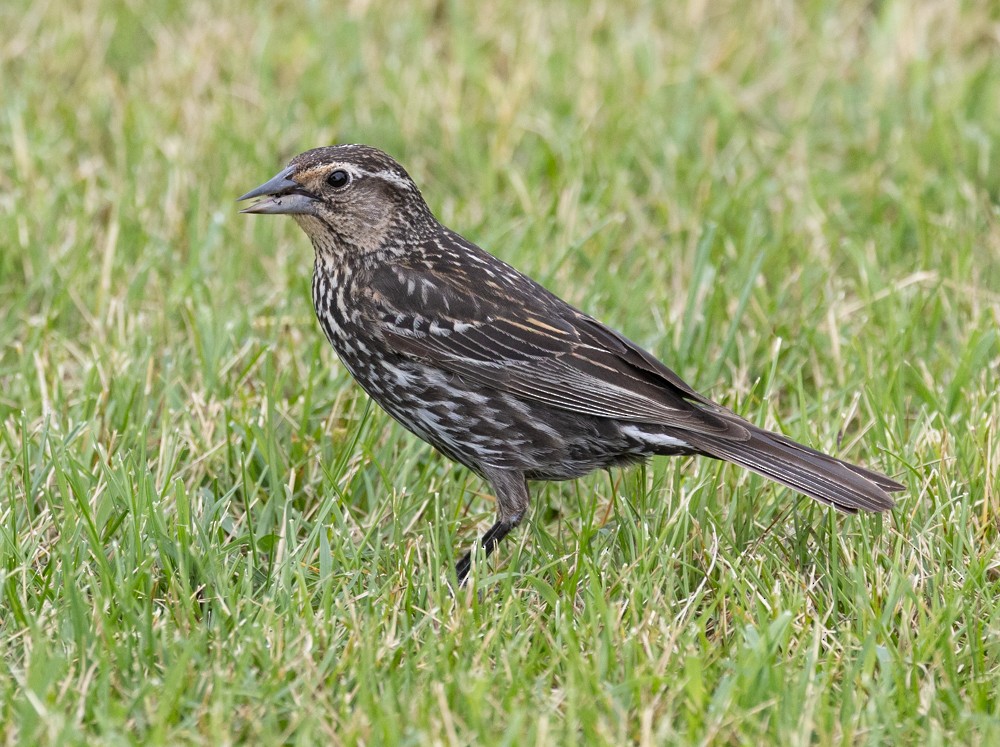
366;259;747;438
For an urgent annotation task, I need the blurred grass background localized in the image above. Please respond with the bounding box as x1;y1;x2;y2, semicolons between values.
1;0;998;743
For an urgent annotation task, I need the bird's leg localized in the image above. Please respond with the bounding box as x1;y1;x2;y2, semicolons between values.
454;519;516;584
454;469;530;585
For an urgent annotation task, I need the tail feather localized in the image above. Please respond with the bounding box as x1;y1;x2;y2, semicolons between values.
671;425;903;513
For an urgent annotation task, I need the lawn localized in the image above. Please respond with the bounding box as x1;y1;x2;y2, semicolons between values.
2;0;998;743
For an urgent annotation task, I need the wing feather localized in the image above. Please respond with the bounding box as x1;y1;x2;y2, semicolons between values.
368;260;743;437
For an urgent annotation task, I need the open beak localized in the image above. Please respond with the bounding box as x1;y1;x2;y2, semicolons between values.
238;166;317;215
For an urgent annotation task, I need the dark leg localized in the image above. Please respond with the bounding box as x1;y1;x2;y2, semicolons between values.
454;519;517;584
454;469;530;585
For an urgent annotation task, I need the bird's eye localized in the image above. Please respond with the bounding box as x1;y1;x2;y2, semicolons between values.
326;169;351;189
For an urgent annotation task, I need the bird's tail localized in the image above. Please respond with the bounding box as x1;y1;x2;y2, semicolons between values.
668;424;904;513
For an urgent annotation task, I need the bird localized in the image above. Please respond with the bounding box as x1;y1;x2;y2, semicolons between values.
238;144;904;584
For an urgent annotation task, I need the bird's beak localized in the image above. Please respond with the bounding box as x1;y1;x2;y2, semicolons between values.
238;166;316;215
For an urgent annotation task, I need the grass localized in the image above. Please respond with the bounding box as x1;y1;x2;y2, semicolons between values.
1;0;998;743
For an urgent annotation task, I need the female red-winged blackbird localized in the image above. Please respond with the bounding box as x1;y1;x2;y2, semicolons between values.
239;145;904;584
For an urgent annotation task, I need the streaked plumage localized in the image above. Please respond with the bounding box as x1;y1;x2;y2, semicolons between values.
239;144;904;584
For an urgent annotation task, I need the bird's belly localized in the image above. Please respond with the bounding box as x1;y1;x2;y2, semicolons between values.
332;350;655;480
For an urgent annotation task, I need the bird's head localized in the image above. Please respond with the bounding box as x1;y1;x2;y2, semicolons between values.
239;144;433;255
